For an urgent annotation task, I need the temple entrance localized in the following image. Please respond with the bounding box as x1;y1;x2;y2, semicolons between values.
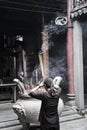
0;33;22;101
0;8;42;100
0;4;68;102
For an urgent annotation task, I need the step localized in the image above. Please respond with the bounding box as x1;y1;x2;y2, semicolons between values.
60;113;85;123
0;119;21;129
0;111;18;123
0;125;23;130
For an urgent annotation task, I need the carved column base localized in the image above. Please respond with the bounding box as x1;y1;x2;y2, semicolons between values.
67;93;75;106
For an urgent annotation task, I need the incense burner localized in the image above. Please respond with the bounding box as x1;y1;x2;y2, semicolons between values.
12;78;64;130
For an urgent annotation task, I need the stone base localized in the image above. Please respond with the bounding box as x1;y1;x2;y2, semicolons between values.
66;93;76;106
66;100;75;106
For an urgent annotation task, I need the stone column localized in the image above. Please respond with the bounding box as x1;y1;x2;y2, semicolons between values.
23;50;27;78
67;0;75;105
41;25;49;79
73;20;84;109
13;49;17;77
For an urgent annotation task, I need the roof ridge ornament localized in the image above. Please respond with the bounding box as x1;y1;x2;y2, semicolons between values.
55;16;67;26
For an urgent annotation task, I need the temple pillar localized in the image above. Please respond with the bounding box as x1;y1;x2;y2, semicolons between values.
73;20;84;109
67;0;75;105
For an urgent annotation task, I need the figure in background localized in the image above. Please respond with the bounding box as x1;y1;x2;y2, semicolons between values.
28;77;62;130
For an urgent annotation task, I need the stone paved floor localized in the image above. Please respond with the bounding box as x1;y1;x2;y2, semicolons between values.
0;92;87;130
0;101;87;130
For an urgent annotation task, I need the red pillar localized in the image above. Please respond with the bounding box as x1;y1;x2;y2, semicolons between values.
67;0;74;95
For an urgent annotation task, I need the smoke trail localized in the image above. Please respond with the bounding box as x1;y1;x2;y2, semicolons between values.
31;12;68;87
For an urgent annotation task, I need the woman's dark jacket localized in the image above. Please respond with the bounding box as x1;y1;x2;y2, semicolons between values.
29;86;61;128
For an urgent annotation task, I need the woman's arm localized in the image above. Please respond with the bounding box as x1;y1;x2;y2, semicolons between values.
29;85;41;93
28;81;45;100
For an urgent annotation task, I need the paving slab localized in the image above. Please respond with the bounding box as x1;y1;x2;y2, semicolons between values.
60;117;87;130
0;102;87;130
